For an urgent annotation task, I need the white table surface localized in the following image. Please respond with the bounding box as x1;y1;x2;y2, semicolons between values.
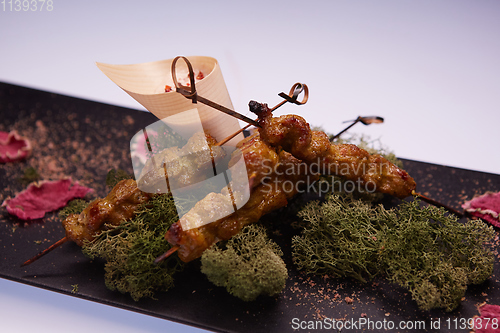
1;1;499;332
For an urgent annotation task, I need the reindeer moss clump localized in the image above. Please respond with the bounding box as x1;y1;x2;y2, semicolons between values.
292;193;495;312
82;193;183;301
201;224;288;301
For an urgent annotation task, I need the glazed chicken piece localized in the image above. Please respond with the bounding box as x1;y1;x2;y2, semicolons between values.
23;132;227;266
250;101;416;199
63;179;151;246
63;132;227;246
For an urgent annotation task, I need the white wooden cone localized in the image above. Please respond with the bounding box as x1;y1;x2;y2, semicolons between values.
96;56;244;145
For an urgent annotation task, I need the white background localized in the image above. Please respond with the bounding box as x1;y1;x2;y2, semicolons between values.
1;1;499;333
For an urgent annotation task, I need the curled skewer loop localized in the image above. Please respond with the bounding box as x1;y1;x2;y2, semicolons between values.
217;83;311;146
271;82;309;111
330;116;384;142
282;82;309;105
171;56;197;103
171;56;260;127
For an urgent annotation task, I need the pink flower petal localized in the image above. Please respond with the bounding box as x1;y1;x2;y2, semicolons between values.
462;191;500;227
2;178;93;220
0;130;32;163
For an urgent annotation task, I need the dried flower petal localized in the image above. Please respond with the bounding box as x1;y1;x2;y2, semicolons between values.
474;303;500;333
0;130;32;163
2;178;93;220
462;191;500;227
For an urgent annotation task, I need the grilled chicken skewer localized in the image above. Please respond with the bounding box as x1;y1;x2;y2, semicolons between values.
161;106;417;263
164;133;316;262
21;179;151;267
250;101;416;199
21;132;224;266
21;81;306;267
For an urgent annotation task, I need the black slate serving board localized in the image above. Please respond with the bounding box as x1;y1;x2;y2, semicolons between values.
1;82;500;333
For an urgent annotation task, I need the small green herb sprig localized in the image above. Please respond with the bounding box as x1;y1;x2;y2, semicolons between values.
201;224;288;301
292;193;495;312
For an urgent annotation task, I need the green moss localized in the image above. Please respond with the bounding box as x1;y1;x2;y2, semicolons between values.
71;284;79;294
201;224;288;301
58;199;89;221
292;193;495;312
82;193;184;301
292;194;384;283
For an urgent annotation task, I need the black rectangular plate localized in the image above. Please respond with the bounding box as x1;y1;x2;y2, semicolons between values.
1;82;500;333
